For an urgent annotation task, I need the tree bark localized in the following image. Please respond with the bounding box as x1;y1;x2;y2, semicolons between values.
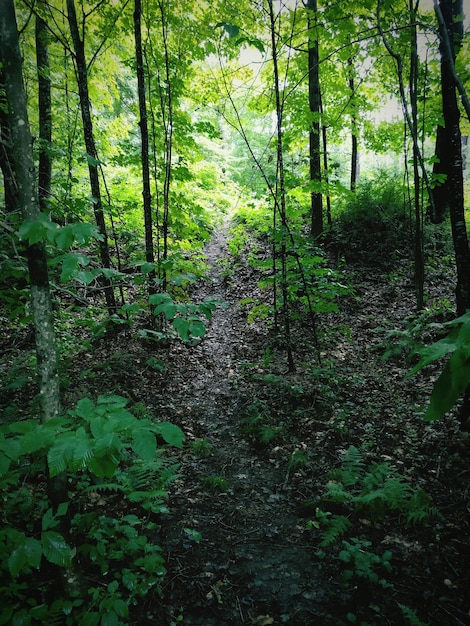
134;0;155;287
66;0;117;314
307;0;323;237
0;68;18;213
0;0;61;423
436;0;470;316
436;0;470;429
36;14;52;212
268;0;295;372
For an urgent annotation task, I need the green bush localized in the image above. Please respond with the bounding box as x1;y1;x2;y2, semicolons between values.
329;175;411;267
0;395;184;625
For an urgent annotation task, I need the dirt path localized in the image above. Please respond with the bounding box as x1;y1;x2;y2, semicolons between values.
150;221;328;625
138;222;470;626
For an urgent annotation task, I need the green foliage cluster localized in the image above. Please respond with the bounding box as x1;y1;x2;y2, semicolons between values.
0;395;184;626
239;399;283;447
307;446;435;588
408;310;470;422
328;175;412;267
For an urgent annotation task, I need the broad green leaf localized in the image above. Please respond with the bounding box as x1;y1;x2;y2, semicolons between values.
172;317;189;341
132;430;157;460
141;262;156;275
47;435;76;477
85;153;102;167
170;273;197;286
149;293;172;306
101;611;119;626
18;219;47;245
154;302;177;320
216;22;240;38
41;531;72;567
8;536;42;577
59;253;91;282
154;422;184;448
76;270;97;285
113;599;129;618
408;326;461;376
425;351;470;421
73;397;95;420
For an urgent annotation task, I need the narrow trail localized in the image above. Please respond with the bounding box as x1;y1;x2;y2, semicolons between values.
153;221;325;625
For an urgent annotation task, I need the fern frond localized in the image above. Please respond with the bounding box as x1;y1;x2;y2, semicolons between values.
397;603;429;626
320;514;352;547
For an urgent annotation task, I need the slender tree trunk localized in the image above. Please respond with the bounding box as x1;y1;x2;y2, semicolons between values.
66;0;117;314
436;0;470;429
0;69;18;213
410;2;424;310
157;0;173;290
436;0;470;316
134;0;155;287
307;0;322;237
268;0;295;372
36;14;52;212
348;58;359;191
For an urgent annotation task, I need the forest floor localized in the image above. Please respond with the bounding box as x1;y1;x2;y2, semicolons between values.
6;218;468;625
78;218;470;626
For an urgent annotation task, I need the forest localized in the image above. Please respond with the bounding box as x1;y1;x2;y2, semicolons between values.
0;0;470;624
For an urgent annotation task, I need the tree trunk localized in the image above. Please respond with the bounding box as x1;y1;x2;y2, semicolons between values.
36;14;52;212
0;68;18;213
307;0;322;237
348;57;359;191
436;0;470;315
436;0;470;429
410;2;424;310
268;0;295;372
134;0;155;287
430;124;450;223
66;0;117;314
0;0;61;426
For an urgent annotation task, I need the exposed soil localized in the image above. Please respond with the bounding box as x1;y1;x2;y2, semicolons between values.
114;220;469;626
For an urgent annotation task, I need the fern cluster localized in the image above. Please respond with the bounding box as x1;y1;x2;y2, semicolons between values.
308;446;435;592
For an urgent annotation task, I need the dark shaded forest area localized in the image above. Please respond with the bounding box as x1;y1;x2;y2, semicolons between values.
1;0;470;624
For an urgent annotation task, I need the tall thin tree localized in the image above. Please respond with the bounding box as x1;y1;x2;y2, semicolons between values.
66;0;117;313
36;12;52;212
306;0;323;237
134;0;155;289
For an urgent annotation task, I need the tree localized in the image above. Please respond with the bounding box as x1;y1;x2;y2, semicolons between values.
435;0;470;316
306;0;323;237
0;0;62;432
66;0;117;314
36;11;52;212
134;0;155;288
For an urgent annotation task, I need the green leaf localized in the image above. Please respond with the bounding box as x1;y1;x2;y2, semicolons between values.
408;326;461;376
132;430;157;461
154;422;184;448
425;351;470;421
59;253;91;282
216;22;240;38
8;537;42;577
47;435;76;477
18;218;47;245
41;531;72;567
101;612;119;626
172;317;190;341
76;270;97;285
85;153;102;167
140;262;156;275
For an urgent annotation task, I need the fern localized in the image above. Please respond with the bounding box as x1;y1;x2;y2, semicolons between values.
397;603;429;626
319;514;352;547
